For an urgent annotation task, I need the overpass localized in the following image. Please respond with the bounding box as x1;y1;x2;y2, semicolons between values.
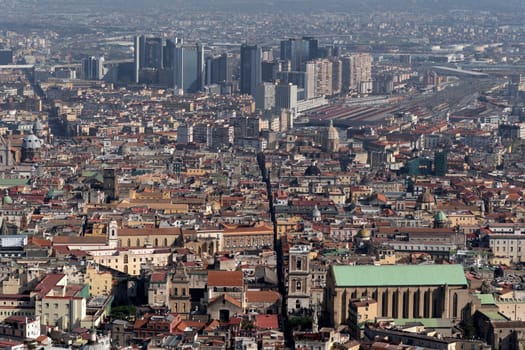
432;66;489;78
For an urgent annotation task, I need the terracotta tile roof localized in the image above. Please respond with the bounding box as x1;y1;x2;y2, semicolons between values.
254;314;279;330
150;271;168;284
119;227;182;237
28;237;52;247
34;274;66;297
209;294;242;308
245;290;280;304
207;271;243;287
52;235;107;245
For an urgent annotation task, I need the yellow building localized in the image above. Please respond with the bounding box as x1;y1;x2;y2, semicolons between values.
85;266;113;296
276;216;302;238
444;210;478;227
348;298;378;338
89;247;172;276
223;222;274;253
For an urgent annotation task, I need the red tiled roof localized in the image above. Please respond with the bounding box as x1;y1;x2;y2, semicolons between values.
28;237;52;247
246;290;280;304
52;236;107;245
207;271;243;287
209;294;242;308
254;314;279;330
34;274;66;297
150;271;168;283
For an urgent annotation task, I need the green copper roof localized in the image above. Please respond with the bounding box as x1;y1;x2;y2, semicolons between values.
332;264;467;287
393;318;454;328
0;178;29;187
435;210;448;222
476;293;496;305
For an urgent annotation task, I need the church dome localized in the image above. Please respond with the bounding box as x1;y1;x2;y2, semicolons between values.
22;134;42;149
33;119;43;133
304;164;322;177
3;194;12;205
119;142;131;156
434;210;448;223
356;227;371;239
417;191;435;204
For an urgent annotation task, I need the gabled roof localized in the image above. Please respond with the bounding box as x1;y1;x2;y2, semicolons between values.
207;271;243;287
209;294;242;308
246;290;280;304
332;264;467;287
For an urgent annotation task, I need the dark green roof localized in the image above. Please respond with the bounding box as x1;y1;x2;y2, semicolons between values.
332;264;467;287
0;178;29;187
476;293;496;305
393;318;454;328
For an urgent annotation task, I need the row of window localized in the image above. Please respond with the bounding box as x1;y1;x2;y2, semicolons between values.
224;238;272;248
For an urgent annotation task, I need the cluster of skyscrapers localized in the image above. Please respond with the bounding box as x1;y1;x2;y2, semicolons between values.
133;35;204;93
125;35;372;100
241;37;372;116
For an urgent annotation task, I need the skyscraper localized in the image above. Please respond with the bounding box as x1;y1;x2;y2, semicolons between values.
434;151;448;176
81;56;105;80
133;35;144;83
255;82;276;111
240;44;262;96
0;49;13;65
143;37;164;70
275;83;298;114
311;59;333;97
205;53;233;85
341;53;372;92
280;37;318;71
173;43;204;93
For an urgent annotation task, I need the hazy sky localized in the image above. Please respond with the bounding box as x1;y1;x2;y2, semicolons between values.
5;0;525;13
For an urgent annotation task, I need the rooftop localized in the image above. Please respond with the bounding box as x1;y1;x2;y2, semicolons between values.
332;264;467;287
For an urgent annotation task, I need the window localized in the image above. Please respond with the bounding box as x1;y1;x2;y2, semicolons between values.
296;281;302;291
296;258;302;270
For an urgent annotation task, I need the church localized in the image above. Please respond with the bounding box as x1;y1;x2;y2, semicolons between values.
325;264;471;327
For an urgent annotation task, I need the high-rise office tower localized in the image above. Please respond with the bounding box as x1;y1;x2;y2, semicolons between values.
275;83;298;116
261;61;276;82
133;35;144;83
331;58;342;95
341;53;372;92
240;44;262;96
255;82;276;111
163;39;176;71
434;151;448;176
81;56;105;80
0;49;13;65
280;37;318;71
143;37;164;70
134;34;175;84
173;43;204;93
205;53;234;85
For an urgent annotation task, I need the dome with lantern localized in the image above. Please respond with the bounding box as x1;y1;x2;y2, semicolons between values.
22;133;42;149
356;226;371;240
21;133;43;162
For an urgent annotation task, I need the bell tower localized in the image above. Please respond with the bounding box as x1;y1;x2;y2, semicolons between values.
108;220;119;248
